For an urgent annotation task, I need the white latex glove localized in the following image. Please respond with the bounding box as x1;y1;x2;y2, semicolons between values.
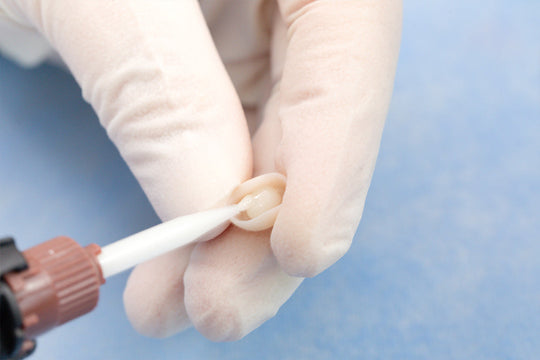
0;0;402;341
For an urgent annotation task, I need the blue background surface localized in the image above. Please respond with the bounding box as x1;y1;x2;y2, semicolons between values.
1;1;539;359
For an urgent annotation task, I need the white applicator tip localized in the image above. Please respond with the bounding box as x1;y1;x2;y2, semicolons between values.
97;205;242;279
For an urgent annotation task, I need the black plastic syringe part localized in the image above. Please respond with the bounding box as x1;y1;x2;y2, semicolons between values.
0;237;36;360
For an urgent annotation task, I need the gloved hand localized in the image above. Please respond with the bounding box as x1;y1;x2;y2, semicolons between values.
0;0;402;341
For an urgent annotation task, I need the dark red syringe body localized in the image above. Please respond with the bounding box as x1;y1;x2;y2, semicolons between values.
0;236;104;359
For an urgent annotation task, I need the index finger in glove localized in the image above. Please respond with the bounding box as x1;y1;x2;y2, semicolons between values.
3;0;252;336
